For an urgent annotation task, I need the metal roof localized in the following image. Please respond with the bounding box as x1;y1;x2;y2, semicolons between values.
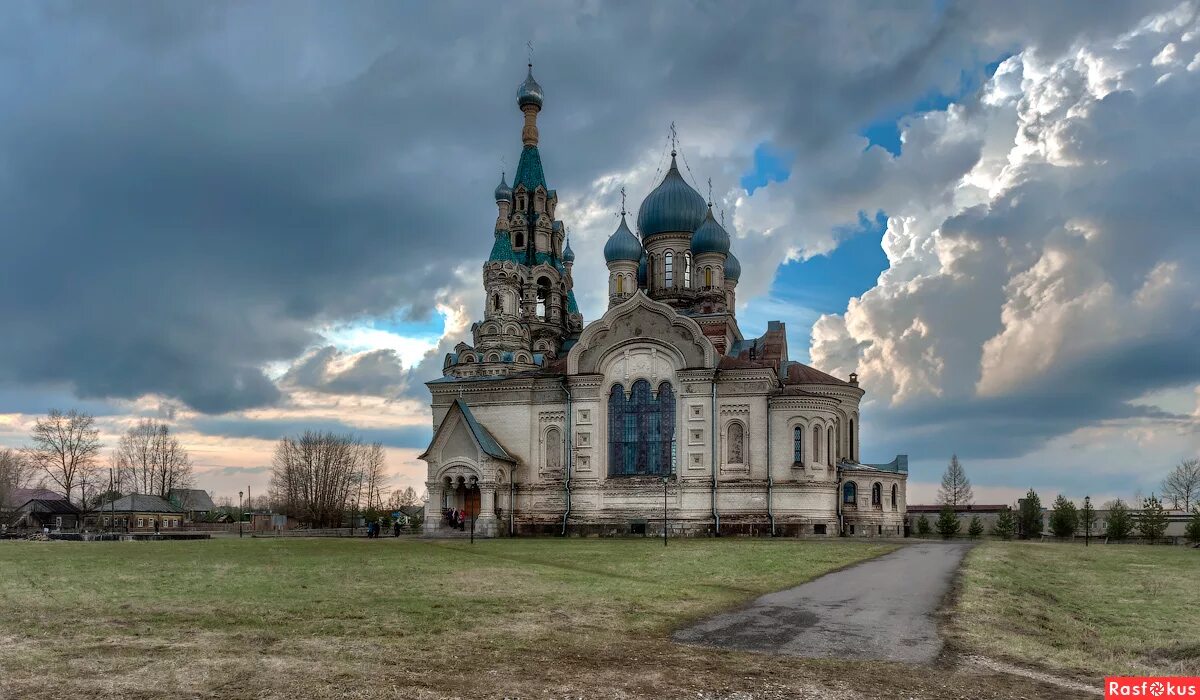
95;493;183;513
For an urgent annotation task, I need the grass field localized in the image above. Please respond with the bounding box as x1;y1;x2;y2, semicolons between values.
0;537;906;699
947;541;1200;678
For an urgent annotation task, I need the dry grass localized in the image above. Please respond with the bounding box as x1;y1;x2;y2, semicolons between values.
0;537;1102;699
946;541;1200;678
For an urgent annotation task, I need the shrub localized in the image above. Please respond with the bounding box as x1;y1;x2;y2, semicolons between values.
1018;489;1043;539
1137;495;1169;543
967;515;984;539
936;504;960;539
1105;499;1134;541
992;509;1016;540
1049;494;1079;539
916;514;931;537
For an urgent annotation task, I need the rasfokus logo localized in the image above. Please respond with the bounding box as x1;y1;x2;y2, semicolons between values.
1106;677;1200;698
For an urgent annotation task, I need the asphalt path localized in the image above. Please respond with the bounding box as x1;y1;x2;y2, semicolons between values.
673;541;973;663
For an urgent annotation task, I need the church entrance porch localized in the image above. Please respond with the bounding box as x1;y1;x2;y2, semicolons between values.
435;474;498;537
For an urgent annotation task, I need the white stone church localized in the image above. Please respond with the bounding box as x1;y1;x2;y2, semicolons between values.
421;65;908;537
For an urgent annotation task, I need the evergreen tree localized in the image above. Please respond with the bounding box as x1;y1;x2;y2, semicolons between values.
938;454;974;507
1105;499;1134;541
1018;489;1043;539
1048;494;1079;539
1185;508;1200;545
936;504;961;539
992;508;1017;540
1137;495;1169;543
916;514;931;537
967;515;984;539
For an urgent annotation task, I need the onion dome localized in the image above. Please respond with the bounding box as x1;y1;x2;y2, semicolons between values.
516;64;543;109
724;252;741;281
562;237;575;263
637;251;648;286
636;153;706;238
603;214;642;263
691;206;730;256
494;172;512;202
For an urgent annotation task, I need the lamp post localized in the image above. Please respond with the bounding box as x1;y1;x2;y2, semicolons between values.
238;491;243;538
351;499;358;537
662;475;670;547
1084;495;1092;547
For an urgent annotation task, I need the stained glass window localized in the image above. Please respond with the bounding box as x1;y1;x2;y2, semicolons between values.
608;380;676;476
793;426;803;464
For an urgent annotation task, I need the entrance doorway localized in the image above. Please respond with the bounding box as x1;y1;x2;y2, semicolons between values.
464;487;481;519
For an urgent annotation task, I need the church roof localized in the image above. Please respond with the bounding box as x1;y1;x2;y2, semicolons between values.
513;145;547;191
488;232;521;263
691;206;730;256
516;64;544;109
425;399;515;463
781;361;851;386
636;153;707;238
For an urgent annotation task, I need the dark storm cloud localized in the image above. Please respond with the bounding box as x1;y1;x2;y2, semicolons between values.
188;416;430;449
0;0;1179;419
280;346;408;397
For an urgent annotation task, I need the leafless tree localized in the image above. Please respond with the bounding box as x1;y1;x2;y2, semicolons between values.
937;453;974;508
387;486;420;510
0;449;36;511
270;431;369;528
112;419;193;498
23;409;102;506
361;442;388;512
1162;458;1200;511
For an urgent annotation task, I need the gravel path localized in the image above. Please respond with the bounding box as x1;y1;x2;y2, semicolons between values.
674;541;973;663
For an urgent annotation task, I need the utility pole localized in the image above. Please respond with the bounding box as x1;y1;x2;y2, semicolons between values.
238;491;243;538
662;475;669;547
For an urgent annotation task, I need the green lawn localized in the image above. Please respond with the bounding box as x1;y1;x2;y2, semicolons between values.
0;537;896;699
947;541;1200;678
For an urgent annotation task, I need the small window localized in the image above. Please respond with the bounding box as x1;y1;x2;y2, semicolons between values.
813;524;827;535
878;525;882;535
493;293;502;312
138;518;145;528
849;524;856;535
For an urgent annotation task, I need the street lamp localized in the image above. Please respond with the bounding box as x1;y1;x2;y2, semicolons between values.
662;474;671;547
238;491;243;538
1084;495;1092;547
351;499;358;537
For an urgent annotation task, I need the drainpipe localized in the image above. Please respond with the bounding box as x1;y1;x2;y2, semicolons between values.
509;479;515;537
560;383;573;536
766;402;775;536
711;370;720;535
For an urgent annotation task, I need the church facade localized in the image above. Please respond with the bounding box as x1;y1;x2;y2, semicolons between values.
420;66;908;538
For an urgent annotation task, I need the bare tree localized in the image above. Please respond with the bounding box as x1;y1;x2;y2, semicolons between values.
0;449;35;511
361;442;388;512
269;431;366;528
387;486;420;510
23;409;102;506
937;453;974;508
112;419;192;498
1162;458;1200;511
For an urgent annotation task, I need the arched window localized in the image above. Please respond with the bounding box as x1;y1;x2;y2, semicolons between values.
536;276;551;321
836;421;842;460
727;422;744;464
493;293;502;312
849;418;855;461
514;232;525;248
843;482;857;504
647;257;655;289
665;252;674;288
705;267;713;287
684;252;692;288
545;427;562;473
792;426;803;464
891;484;898;509
871;482;882;506
827;427;834;466
616;275;624;294
813;425;821;464
608;380;675;476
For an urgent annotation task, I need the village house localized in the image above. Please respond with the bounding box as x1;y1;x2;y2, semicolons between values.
89;494;184;532
8;498;81;531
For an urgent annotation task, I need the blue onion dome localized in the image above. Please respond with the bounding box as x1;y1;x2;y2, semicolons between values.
636;152;707;238
724;251;741;281
562;237;575;263
603;214;643;263
516;64;543;109
637;251;648;286
494;172;512;202
691;205;730;256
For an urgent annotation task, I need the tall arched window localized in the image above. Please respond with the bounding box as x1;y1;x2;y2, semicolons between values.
608;380;676;476
827;427;834;466
813;425;821;464
704;267;713;287
727;422;744;464
514;232;525;248
493;293;502;313
545;427;562;473
616;275;624;294
891;484;898;509
871;482;882;506
843;482;857;504
684;252;692;288
664;252;674;288
647;257;655;289
849;418;855;461
792;427;803;464
536;276;551;320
